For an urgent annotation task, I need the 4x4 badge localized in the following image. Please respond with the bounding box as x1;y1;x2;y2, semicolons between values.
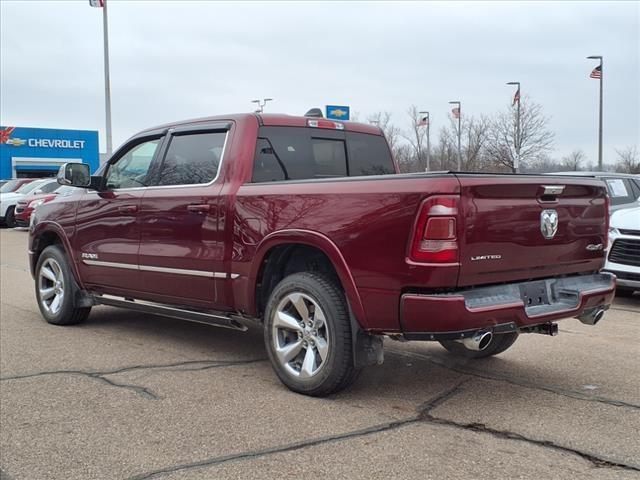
540;209;559;240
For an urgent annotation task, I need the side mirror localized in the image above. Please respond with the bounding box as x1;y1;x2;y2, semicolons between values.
57;163;90;187
33;189;43;195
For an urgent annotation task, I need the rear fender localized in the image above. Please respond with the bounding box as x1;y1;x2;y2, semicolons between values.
250;229;368;329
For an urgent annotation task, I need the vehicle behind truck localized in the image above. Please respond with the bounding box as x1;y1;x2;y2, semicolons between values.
28;113;615;396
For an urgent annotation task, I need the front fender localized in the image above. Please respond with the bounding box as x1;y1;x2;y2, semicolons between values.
29;221;83;288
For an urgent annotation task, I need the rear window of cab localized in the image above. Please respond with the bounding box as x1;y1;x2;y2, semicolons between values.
252;127;395;183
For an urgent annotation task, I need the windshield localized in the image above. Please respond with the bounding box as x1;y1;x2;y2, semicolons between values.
16;180;46;194
0;180;22;193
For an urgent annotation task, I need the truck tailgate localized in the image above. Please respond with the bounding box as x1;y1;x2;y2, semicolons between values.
455;174;608;287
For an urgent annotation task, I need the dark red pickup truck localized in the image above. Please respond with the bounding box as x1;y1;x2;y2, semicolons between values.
28;113;615;396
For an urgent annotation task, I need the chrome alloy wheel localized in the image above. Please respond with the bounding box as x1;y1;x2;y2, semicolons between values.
272;292;330;379
38;258;65;315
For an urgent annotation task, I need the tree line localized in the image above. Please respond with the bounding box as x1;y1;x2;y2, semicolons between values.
356;98;639;175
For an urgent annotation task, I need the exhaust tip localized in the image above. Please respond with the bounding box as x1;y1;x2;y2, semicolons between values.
458;331;493;351
477;331;493;350
578;307;606;326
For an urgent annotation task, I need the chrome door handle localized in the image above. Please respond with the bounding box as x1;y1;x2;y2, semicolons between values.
187;204;210;214
118;205;138;214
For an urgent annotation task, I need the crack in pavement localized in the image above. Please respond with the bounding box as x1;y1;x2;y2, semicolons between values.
387;347;640;411
610;306;640;314
127;380;638;479
0;358;267;400
125;382;466;480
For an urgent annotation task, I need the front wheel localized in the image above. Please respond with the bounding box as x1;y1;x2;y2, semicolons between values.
35;245;91;325
439;332;519;359
264;272;359;396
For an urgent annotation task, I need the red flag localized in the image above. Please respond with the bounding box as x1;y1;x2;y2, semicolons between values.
513;88;520;106
590;65;602;79
0;127;15;144
451;107;460;119
89;0;104;7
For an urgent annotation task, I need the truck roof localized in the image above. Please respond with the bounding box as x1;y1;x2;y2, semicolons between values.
140;113;382;136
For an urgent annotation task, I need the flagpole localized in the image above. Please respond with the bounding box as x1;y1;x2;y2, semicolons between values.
598;59;603;171
449;101;461;170
507;81;520;173
102;0;113;157
420;111;430;171
587;56;603;170
426;113;430;172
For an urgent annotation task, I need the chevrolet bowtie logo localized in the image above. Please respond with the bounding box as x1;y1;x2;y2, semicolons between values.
5;137;26;146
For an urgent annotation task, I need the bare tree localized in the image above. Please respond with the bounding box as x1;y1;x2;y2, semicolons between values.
432;115;491;172
486;97;555;172
561;150;586;171
402;105;428;171
614;146;640;174
367;111;402;160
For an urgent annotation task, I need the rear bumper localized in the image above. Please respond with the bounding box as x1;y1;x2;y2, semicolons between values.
400;272;616;339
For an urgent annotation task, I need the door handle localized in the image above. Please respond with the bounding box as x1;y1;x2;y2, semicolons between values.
187;204;211;214
118;205;138;214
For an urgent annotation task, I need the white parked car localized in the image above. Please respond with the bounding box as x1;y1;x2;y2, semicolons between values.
604;206;640;297
0;178;59;228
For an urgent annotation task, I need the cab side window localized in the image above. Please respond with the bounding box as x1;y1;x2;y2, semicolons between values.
155;132;226;186
105;139;161;190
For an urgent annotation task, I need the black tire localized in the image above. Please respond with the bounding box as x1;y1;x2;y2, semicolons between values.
264;272;359;396
439;332;519;359
34;245;91;325
616;287;636;298
5;206;16;228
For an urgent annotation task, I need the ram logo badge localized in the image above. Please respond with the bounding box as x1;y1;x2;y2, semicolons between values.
540;209;559;240
81;253;98;260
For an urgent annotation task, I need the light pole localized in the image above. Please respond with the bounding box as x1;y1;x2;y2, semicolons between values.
251;98;273;113
99;0;113;157
507;81;520;173
419;111;430;171
587;56;603;170
449;101;461;170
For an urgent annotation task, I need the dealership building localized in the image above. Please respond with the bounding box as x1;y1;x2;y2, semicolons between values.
0;126;100;179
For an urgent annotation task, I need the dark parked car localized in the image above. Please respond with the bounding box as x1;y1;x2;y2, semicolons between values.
29;113;615;396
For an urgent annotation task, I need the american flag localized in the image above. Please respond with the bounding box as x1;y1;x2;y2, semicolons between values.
0;127;16;144
590;65;602;79
513;88;520;106
89;0;104;7
418;116;429;127
451;107;460;119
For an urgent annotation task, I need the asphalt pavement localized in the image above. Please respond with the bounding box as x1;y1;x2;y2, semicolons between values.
1;228;638;479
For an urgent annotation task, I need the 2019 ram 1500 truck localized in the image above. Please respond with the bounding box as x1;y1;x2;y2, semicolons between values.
28;113;616;396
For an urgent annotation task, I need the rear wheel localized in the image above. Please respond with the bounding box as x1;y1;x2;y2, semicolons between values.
35;245;91;325
4;206;16;228
439;332;519;359
264;272;359;396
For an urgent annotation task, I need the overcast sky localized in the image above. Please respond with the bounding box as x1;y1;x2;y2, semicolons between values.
1;0;638;163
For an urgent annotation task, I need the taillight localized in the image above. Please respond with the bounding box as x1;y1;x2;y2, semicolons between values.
408;195;459;263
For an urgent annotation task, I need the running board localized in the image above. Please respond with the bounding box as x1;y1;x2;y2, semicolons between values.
92;294;250;331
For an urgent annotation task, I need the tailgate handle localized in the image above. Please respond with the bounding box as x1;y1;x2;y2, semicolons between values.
187;204;210;214
540;185;565;202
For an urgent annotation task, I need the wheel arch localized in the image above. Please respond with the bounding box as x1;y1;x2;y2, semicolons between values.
30;222;83;287
250;229;367;329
